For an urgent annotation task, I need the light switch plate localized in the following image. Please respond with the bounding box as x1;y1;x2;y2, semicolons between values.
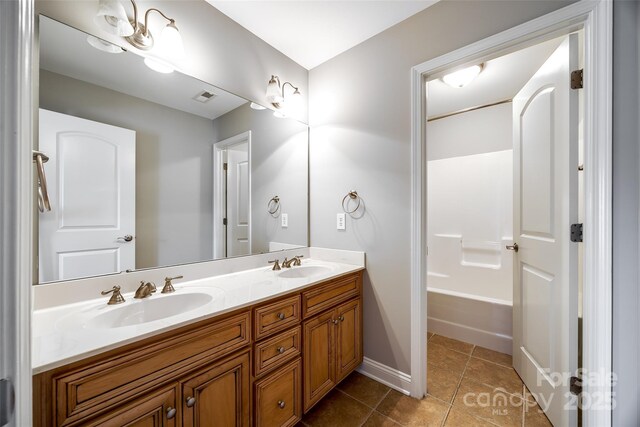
281;213;288;228
337;213;346;230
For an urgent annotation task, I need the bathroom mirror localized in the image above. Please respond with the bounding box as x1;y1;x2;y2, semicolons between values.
36;16;309;284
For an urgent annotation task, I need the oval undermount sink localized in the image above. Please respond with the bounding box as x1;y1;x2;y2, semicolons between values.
278;265;331;279
87;292;214;329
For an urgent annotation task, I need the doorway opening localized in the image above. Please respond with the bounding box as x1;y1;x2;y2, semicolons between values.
424;32;584;426
213;131;252;259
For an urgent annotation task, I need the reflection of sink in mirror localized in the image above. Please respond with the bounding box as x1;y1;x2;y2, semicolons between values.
58;292;220;330
279;266;332;279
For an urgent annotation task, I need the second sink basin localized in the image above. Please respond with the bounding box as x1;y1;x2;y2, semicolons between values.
278;265;332;279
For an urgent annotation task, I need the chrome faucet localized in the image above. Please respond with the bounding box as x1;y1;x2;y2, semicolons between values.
282;255;304;268
134;281;156;299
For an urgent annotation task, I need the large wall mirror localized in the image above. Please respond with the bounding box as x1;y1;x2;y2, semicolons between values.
36;16;309;284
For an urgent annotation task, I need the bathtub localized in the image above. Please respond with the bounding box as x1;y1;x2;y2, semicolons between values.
427;285;512;355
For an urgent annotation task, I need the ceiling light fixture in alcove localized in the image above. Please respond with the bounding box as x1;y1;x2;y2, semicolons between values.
442;64;484;88
94;0;185;73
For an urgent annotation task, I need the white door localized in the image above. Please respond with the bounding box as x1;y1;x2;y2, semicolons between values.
38;109;136;282
512;36;579;427
226;142;250;256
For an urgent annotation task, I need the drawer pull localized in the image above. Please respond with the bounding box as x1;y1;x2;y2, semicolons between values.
166;407;177;419
339;315;345;322
186;396;196;407
277;312;286;320
277;346;285;354
277;400;286;409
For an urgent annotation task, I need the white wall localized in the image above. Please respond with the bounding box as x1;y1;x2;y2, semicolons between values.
309;0;573;374
426;103;513;303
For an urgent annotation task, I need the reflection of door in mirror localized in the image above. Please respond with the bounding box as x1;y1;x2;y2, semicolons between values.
38;109;136;282
214;132;251;258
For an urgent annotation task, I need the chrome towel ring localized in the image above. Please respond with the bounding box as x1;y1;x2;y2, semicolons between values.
342;190;360;214
267;196;280;216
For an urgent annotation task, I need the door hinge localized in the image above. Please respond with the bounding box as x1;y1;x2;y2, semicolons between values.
571;69;583;89
223;162;228;171
223;218;227;226
570;223;583;242
570;376;583;395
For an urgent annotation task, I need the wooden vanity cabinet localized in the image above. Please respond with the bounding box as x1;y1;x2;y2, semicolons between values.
33;271;363;427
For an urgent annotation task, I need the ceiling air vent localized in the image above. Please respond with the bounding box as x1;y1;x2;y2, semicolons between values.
193;90;216;103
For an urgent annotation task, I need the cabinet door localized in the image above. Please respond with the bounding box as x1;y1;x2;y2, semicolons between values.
182;351;250;427
303;310;335;412
254;358;302;427
335;299;362;382
84;384;179;427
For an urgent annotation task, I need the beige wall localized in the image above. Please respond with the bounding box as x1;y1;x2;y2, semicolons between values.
35;0;309;123
308;0;574;374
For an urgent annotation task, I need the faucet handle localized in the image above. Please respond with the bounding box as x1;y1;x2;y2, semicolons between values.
162;275;183;293
293;255;304;266
101;285;125;305
269;259;281;271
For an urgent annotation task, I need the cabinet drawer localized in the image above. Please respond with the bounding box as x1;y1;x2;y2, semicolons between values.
254;295;300;340
302;274;361;319
52;311;250;426
254;358;302;427
254;326;301;377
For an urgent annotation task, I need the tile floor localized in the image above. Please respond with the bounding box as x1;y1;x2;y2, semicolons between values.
296;333;553;427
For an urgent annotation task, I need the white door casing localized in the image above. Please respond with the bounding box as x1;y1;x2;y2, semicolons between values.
512;36;579;427
226;143;250;256
38;109;136;282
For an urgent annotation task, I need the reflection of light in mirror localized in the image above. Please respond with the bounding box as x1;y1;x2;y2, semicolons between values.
250;102;266;110
273;110;287;118
143;56;174;74
86;35;125;53
442;64;483;88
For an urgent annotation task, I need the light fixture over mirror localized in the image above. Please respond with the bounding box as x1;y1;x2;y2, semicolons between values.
441;63;484;88
265;75;301;117
94;0;185;73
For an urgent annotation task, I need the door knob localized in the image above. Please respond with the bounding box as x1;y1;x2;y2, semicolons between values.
186;396;196;407
117;234;134;242
166;407;176;419
506;243;519;253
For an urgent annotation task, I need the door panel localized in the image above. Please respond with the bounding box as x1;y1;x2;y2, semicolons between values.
38;109;136;282
254;359;302;427
303;310;335;412
335;299;362;382
182;351;250;427
226;142;250;257
512;36;579;427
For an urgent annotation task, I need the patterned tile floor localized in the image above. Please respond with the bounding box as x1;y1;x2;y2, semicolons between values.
297;333;553;427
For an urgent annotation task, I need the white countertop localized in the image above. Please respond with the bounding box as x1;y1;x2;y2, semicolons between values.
32;258;364;374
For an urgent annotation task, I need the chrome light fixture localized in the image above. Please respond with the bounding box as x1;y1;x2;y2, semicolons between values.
95;0;185;73
265;75;301;112
442;64;484;88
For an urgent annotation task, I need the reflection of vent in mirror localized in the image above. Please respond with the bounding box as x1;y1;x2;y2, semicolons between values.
193;90;216;103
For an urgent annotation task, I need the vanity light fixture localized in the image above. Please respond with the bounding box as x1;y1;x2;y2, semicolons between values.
442;63;484;88
250;102;266;110
95;0;185;73
265;75;301;113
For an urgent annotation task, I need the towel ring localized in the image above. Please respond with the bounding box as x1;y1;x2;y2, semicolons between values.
267;196;280;215
342;190;361;214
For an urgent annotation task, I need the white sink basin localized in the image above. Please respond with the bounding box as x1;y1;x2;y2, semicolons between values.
278;265;332;279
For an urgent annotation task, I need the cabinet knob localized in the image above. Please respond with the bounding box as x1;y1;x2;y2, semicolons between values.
277;346;285;354
277;400;286;409
166;407;176;419
277;312;286;320
339;315;345;322
333;319;339;325
186;396;196;407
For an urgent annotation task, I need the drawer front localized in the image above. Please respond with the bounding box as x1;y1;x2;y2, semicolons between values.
302;274;361;319
53;311;250;426
254;295;300;340
254;326;301;377
254;358;302;427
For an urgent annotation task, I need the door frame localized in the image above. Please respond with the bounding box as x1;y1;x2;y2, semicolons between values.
410;2;612;426
212;131;252;259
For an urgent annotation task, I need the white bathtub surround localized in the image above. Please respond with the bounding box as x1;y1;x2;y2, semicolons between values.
427;289;512;354
32;247;364;373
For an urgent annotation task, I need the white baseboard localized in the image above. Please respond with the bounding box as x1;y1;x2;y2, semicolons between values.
357;357;412;396
428;317;512;355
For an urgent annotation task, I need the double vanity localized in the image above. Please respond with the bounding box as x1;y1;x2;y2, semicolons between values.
32;251;364;426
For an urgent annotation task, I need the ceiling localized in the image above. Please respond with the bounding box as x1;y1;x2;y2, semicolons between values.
39;16;247;120
427;37;564;118
206;0;438;69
